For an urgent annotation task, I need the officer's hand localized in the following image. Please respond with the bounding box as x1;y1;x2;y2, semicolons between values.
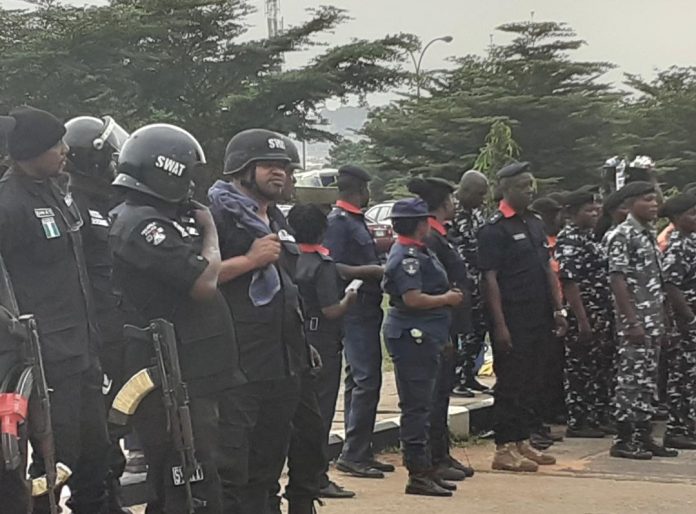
444;289;464;306
247;234;281;267
554;316;568;338
578;319;593;344
493;323;513;353
626;323;645;345
193;205;215;231
344;289;358;304
309;344;323;370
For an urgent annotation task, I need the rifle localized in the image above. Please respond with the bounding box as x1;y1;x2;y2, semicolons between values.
109;319;200;513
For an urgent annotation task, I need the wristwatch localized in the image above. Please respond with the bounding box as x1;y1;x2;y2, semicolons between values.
554;309;568;318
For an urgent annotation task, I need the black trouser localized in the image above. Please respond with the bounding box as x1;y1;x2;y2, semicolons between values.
132;390;223;514
218;376;301;514
100;341;127;505
30;365;110;514
0;422;31;514
493;309;552;445
430;347;456;465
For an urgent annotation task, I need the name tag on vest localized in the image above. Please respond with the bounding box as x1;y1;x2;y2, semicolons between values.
512;233;527;241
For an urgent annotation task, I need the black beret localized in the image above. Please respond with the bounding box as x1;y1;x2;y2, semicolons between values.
338;164;372;182
619;181;655;201
603;190;625;213
658;193;696;219
390;197;431;219
424;177;454;192
564;188;598;209
531;196;562;214
1;106;66;161
496;161;531;180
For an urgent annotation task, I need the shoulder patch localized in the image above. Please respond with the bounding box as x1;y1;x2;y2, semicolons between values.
402;257;420;276
140;221;167;246
487;211;503;224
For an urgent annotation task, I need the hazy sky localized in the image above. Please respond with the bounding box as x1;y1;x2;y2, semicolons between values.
245;0;696;88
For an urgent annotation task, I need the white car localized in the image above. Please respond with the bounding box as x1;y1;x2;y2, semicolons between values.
365;201;395;226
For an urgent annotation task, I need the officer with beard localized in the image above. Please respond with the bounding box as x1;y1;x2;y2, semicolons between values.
208;129;307;513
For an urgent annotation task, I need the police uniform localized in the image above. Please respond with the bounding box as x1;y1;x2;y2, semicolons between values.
0;168;110;514
449;206;487;386
110;123;247;513
660;199;696;445
556;211;613;432
323;166;384;467
208;129;306;513
382;199;452;492
607;212;665;446
477;165;554;446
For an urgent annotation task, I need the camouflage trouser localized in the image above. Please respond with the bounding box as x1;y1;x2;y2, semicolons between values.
596;324;618;422
455;291;487;384
614;334;660;424
666;325;696;436
564;312;612;428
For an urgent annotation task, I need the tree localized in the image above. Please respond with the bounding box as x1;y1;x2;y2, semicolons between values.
362;20;622;196
0;0;410;190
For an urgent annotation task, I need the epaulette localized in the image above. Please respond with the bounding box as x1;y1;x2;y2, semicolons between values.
487;211;503;224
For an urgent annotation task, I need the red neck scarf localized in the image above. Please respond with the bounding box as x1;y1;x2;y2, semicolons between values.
336;200;363;215
298;243;330;256
397;235;425;248
428;218;447;236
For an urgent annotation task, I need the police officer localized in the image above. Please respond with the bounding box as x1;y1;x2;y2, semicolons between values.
449;170;490;397
323;165;391;478
64;115;131;513
407;177;473;482
109;123;247;512
208;129;306;513
382;198;463;496
555;188;613;438
606;181;676;460
0;106;110;513
660;194;696;450
287;204;358;500
477;162;566;472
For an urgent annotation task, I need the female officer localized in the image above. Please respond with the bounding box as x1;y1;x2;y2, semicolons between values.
407;177;473;482
382;198;464;497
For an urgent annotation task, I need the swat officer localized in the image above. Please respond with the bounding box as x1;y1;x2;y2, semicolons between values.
555;188;613;438
606;181;675;460
382;198;463;496
323;165;390;479
64;115;131;513
109;123;247;513
660;194;696;450
477;162;566;472
208;129;306;514
449;170;490;397
0;106;110;513
407;177;473;482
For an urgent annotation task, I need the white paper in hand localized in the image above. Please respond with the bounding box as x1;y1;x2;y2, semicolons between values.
345;279;363;294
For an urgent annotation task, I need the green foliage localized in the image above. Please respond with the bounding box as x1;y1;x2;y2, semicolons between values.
473;120;521;180
0;0;410;192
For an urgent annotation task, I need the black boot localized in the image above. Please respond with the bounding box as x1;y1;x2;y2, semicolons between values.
432;475;457;491
405;472;452;497
610;422;652;460
664;432;696;450
287;496;321;514
637;422;678;457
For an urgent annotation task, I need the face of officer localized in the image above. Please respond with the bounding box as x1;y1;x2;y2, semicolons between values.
457;176;488;210
675;206;696;234
254;160;288;201
572;202;600;230
630;192;659;223
502;172;535;212
279;168;296;203
358;181;370;208
18;139;69;179
442;193;456;221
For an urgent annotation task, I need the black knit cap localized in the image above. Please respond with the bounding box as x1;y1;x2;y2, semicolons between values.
0;106;66;161
658;193;696;219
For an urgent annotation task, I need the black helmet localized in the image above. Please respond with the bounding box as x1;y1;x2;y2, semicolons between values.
282;136;303;171
64;116;129;182
223;128;291;175
113;123;206;203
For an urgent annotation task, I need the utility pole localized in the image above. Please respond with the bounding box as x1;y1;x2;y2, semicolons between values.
266;0;283;38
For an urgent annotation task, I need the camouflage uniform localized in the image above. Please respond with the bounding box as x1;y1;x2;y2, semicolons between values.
556;223;613;429
448;207;486;383
662;230;696;437
607;214;666;439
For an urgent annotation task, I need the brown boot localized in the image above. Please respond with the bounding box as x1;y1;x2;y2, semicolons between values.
517;440;556;465
492;442;538;472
